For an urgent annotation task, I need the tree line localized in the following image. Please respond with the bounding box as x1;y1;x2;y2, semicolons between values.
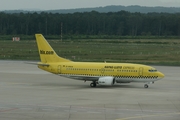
0;11;180;37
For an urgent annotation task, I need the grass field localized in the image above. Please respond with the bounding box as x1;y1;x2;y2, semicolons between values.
0;39;180;65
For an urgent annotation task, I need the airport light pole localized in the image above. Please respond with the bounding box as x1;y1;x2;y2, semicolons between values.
61;22;63;42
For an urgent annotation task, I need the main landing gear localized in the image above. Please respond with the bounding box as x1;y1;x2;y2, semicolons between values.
90;82;97;87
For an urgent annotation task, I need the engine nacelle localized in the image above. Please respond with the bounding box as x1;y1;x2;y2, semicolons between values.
98;76;115;86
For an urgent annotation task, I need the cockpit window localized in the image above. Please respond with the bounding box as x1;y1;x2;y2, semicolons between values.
149;69;157;72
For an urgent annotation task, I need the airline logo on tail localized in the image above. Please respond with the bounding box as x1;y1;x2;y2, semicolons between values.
40;50;54;55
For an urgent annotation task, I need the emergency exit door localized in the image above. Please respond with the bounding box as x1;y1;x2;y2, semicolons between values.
58;65;61;74
139;67;143;76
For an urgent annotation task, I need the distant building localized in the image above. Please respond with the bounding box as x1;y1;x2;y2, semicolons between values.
12;37;20;41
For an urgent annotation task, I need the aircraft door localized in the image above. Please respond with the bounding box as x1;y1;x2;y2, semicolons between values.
58;65;61;74
139;67;143;76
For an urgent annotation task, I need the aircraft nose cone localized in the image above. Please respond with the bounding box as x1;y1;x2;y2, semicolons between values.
159;72;165;78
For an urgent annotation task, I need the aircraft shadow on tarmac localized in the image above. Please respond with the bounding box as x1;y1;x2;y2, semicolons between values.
31;82;146;89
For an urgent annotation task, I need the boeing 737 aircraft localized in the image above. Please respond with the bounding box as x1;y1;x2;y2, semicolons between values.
35;34;164;88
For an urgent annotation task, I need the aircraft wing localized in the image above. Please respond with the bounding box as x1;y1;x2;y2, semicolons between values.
60;74;99;81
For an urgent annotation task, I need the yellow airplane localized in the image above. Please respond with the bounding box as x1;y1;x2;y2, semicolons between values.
35;34;164;88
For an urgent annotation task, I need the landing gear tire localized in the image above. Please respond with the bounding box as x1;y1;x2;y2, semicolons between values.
144;84;148;88
90;82;96;87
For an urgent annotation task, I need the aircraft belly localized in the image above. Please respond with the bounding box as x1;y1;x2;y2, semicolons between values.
115;77;159;83
59;74;161;82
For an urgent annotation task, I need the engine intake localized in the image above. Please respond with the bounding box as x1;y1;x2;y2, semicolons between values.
98;76;115;86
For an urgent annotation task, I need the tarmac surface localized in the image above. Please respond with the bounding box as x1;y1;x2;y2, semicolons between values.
0;60;180;120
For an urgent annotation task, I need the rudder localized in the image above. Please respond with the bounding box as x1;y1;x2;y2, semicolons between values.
35;34;71;63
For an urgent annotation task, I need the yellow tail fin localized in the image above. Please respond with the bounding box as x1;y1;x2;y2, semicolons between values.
35;34;72;63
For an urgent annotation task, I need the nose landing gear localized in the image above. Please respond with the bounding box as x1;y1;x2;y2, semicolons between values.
144;84;148;88
144;81;154;88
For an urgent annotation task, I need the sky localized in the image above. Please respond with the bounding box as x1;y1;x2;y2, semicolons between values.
0;0;180;11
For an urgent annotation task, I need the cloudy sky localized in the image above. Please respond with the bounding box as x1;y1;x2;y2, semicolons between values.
0;0;180;11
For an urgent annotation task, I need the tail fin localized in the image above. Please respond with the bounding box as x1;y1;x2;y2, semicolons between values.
35;34;72;63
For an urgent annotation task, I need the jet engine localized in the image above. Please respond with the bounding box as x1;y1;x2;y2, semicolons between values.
98;76;115;86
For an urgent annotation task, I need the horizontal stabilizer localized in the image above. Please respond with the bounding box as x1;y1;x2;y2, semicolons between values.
24;62;49;66
38;63;50;67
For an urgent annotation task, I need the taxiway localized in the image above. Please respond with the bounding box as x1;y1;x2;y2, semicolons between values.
0;60;179;120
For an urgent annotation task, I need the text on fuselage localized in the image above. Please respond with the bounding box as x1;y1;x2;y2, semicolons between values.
104;66;134;69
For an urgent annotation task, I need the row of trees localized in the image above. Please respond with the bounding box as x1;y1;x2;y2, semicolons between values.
0;11;180;36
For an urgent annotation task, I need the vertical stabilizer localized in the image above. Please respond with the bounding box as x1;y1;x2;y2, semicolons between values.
35;34;71;63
